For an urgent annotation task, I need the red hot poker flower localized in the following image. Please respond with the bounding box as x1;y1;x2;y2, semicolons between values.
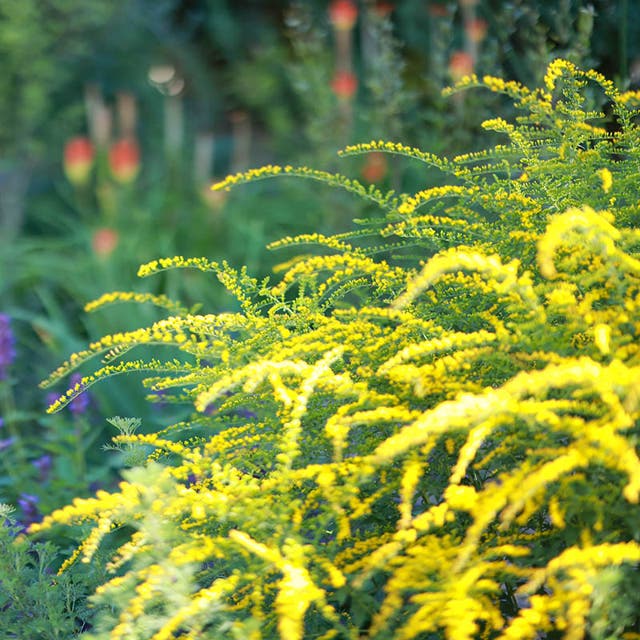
448;50;474;82
63;137;94;186
329;0;358;30
108;137;141;183
92;227;119;258
331;70;358;100
361;152;387;183
465;18;488;44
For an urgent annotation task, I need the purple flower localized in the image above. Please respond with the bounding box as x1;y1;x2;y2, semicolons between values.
68;373;90;415
32;454;53;482
235;407;257;420
17;493;40;528
0;437;15;452
0;313;16;380
45;392;59;410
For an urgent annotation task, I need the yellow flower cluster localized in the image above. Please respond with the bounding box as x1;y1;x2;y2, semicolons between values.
33;59;640;640
84;291;189;316
397;185;479;216
338;140;449;171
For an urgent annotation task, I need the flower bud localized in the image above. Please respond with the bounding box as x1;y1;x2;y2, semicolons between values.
63;137;94;186
108;137;141;183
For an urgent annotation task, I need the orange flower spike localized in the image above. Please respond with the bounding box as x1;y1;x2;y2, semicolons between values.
109;138;141;183
64;137;95;186
329;0;358;30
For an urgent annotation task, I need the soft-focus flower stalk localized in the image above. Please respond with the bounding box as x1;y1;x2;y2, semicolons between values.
0;314;25;469
116;92;137;138
448;49;475;109
329;0;358;30
108;137;141;183
459;0;485;66
361;151;387;182
0;314;16;381
465;17;487;45
331;70;358;100
372;1;394;18
85;84;112;149
63;137;95;186
92;227;119;258
230;111;252;174
69;373;90;482
448;50;475;83
329;0;358;126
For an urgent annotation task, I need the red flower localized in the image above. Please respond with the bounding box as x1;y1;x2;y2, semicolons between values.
373;2;394;17
361;152;387;183
331;70;358;100
465;18;488;44
448;51;474;82
329;0;358;30
92;227;119;257
63;137;94;186
428;3;449;17
108;138;140;183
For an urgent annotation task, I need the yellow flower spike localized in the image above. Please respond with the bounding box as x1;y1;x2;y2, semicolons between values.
548;496;566;529
537;205;627;279
398;456;423;530
498;450;588;529
412;502;450;532
229;530;325;640
315;466;335;489
444;484;478;512
593;323;611;355
449;422;493;485
597;167;613;193
544;59;578;91
617;89;640;106
151;575;240;640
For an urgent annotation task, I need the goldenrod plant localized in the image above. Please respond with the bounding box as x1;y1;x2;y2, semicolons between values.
32;60;640;639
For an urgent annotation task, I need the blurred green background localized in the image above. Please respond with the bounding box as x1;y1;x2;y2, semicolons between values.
0;0;638;515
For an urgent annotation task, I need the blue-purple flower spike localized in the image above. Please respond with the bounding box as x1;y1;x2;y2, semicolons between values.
17;493;41;528
69;373;90;415
0;313;16;381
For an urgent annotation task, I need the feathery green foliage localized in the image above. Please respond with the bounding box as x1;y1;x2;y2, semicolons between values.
32;60;640;639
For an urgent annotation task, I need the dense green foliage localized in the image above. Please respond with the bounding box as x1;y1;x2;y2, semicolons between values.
0;504;102;638
30;60;640;639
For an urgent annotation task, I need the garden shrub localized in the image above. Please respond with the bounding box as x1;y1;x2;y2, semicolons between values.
31;59;640;639
0;504;99;638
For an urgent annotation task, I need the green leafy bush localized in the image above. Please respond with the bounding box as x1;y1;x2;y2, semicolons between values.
32;60;640;639
0;504;101;638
